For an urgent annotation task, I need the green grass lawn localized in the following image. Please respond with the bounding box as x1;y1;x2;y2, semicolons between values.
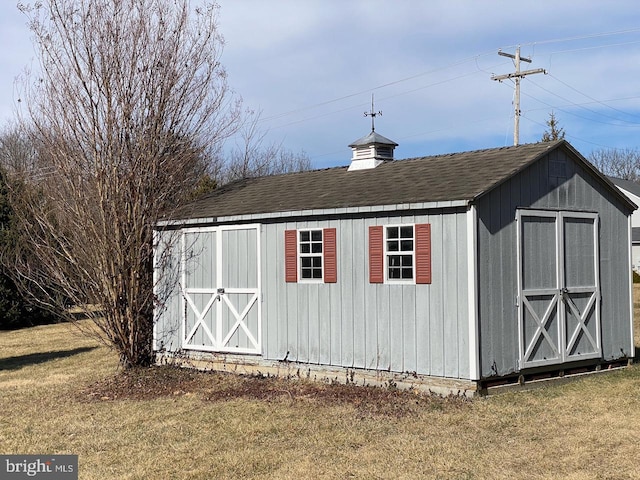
2;292;640;479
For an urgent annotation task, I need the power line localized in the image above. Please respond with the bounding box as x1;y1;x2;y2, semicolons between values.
547;73;640;122
258;53;497;124
522;83;640;128
514;27;640;49
259;30;640;133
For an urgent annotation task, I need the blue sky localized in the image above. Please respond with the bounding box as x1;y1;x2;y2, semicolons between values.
2;1;640;169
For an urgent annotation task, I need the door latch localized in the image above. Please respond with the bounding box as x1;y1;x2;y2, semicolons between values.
217;288;225;294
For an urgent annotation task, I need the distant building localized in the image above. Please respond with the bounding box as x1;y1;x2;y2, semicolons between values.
607;176;640;272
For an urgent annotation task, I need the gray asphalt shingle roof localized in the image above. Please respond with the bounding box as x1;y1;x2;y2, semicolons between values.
173;140;623;221
608;176;640;198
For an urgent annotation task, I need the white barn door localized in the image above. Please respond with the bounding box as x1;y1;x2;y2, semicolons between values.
517;210;601;369
181;225;261;355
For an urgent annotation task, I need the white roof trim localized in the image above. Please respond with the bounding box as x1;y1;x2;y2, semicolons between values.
156;199;470;227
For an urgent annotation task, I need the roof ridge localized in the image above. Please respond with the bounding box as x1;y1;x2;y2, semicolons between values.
398;140;559;163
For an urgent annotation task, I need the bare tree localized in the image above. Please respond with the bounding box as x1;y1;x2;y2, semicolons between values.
7;0;241;367
589;148;640;182
222;111;311;183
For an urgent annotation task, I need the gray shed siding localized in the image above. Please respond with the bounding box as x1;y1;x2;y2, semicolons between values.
154;208;471;379
476;149;633;378
154;229;184;353
261;209;469;379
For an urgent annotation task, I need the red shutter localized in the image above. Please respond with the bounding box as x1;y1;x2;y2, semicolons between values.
323;228;337;283
369;226;384;283
284;230;297;282
415;223;432;284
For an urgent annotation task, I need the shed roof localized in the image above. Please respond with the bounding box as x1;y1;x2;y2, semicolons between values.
172;140;632;221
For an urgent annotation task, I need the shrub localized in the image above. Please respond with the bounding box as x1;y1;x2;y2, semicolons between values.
0;169;56;329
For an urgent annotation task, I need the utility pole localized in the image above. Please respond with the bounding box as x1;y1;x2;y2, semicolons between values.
491;46;546;146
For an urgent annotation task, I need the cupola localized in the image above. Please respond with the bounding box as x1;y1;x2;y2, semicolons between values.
348;130;398;171
348;95;398;171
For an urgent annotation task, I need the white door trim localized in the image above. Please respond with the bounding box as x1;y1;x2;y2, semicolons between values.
180;224;262;355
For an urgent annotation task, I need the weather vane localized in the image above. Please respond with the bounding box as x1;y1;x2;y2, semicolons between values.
364;94;382;132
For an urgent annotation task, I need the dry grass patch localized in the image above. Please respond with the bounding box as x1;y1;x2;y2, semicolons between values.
2;291;640;479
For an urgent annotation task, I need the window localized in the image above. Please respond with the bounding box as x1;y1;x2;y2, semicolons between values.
285;228;337;283
386;225;414;280
369;224;431;284
300;230;323;279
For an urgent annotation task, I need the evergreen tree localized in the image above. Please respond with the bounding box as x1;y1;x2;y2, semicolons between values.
0;169;54;329
541;112;566;142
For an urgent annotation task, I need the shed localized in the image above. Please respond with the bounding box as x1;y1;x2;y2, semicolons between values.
607;176;640;272
153;137;636;395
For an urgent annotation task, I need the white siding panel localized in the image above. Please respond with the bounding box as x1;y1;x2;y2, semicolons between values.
153;229;183;352
415;271;431;374
318;281;332;365
389;282;404;372
275;223;288;360
308;284;320;364
402;285;417;373
264;225;278;359
364;219;380;370
298;282;309;362
429;213;445;376
330;277;342;366
443;211;459;377
352;218;367;368
340;221;355;366
284;222;299;361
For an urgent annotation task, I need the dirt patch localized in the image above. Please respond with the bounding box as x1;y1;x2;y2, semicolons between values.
79;365;468;417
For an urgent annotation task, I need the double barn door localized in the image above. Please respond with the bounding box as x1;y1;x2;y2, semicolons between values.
181;225;261;355
517;210;601;369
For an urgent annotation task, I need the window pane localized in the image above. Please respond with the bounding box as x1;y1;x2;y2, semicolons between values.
301;269;311;279
300;231;310;241
401;255;413;267
312;257;322;267
301;257;312;267
400;240;413;251
389;255;401;267
400;226;413;238
312;269;322;279
311;243;322;253
301;243;310;253
389;268;400;279
401;267;413;279
387;227;399;239
311;230;322;241
387;240;399;252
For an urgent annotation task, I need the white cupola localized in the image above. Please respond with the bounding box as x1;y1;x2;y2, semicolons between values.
348;130;398;171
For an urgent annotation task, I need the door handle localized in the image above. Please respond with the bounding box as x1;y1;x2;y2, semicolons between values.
217;288;225;294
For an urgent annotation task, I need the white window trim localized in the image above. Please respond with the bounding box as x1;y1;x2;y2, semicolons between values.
384;224;416;284
298;229;324;284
